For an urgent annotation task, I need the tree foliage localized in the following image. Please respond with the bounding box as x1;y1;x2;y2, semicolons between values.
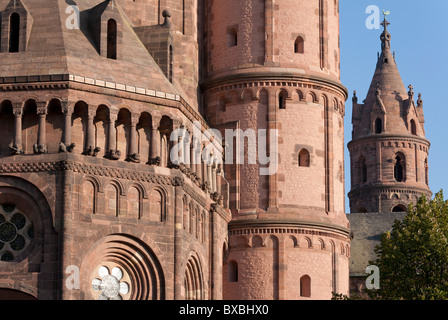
369;191;448;300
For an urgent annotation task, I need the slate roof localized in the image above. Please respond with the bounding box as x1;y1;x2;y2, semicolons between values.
347;212;406;276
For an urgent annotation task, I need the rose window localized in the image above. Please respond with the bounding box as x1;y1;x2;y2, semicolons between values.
0;204;34;261
91;265;131;300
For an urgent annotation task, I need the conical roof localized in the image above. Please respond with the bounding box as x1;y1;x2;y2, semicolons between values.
364;19;407;107
352;17;414;138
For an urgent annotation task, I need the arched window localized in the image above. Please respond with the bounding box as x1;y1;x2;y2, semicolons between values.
279;91;287;110
425;158;429;186
374;118;382;134
394;154;405;182
9;13;20;53
228;28;237;47
410;119;417;135
298;149;310;167
294;36;304;54
300;275;311;297
107;19;117;60
392;204;407;213
228;260;238;282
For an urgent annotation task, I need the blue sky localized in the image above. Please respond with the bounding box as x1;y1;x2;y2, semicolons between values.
340;1;448;211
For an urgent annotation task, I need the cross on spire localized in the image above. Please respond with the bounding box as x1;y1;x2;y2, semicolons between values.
381;10;390;30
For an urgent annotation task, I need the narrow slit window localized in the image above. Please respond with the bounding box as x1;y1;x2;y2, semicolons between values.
298;149;310;167
394;155;405;182
294;36;304;54
410;119;417;135
375;118;382;134
300;275;311;297
228;261;238;282
279;91;287;110
228;28;238;47
9;13;20;53
107;19;117;60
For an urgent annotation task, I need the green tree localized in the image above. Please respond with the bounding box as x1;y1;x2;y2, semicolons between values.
369;191;448;300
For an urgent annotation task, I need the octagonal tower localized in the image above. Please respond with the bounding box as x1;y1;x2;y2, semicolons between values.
348;17;432;214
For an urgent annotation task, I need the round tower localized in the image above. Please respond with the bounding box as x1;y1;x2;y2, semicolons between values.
348;17;432;214
201;0;350;299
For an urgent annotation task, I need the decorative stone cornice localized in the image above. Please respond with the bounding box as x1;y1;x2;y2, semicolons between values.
0;160;183;187
228;218;351;239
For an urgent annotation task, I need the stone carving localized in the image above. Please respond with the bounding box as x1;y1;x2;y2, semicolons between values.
9;143;23;155
59;142;76;153
127;153;141;163
33;144;47;154
147;157;161;166
82;146;101;157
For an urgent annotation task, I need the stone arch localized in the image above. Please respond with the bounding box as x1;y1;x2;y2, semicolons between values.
104;182;120;217
94;104;111;158
300;275;311;298
159;116;173;167
286;235;298;248
300;236;312;249
394;152;406;182
183;251;205;300
137;112;153;164
22;99;39;154
126;183;146;219
256;88;269;105
0;175;57;299
318;238;325;250
147;186;166;222
293;89;304;101
0;100;14;156
46;98;64;154
81;178;97;215
80;232;166;300
116;108;132;160
306;91;318;103
72;101;89;155
392;204;407;213
277;89;288;109
251;235;264;248
241;89;254;102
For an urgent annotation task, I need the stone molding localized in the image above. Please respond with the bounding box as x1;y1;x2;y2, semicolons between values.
0;160;182;187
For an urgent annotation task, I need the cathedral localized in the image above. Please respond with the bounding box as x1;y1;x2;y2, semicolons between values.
0;0;429;301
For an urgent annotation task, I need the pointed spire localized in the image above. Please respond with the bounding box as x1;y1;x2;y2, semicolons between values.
380;11;391;51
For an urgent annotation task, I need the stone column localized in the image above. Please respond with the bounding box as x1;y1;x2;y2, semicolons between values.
11;103;23;154
61;101;74;152
211;162;217;193
190;142;195;172
207;162;213;192
195;142;202;182
35;102;47;154
149;115;161;165
106;110;119;160
127;114;140;163
83;107;96;156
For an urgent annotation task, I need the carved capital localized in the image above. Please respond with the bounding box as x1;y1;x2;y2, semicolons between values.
36;102;47;115
61;100;75;115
